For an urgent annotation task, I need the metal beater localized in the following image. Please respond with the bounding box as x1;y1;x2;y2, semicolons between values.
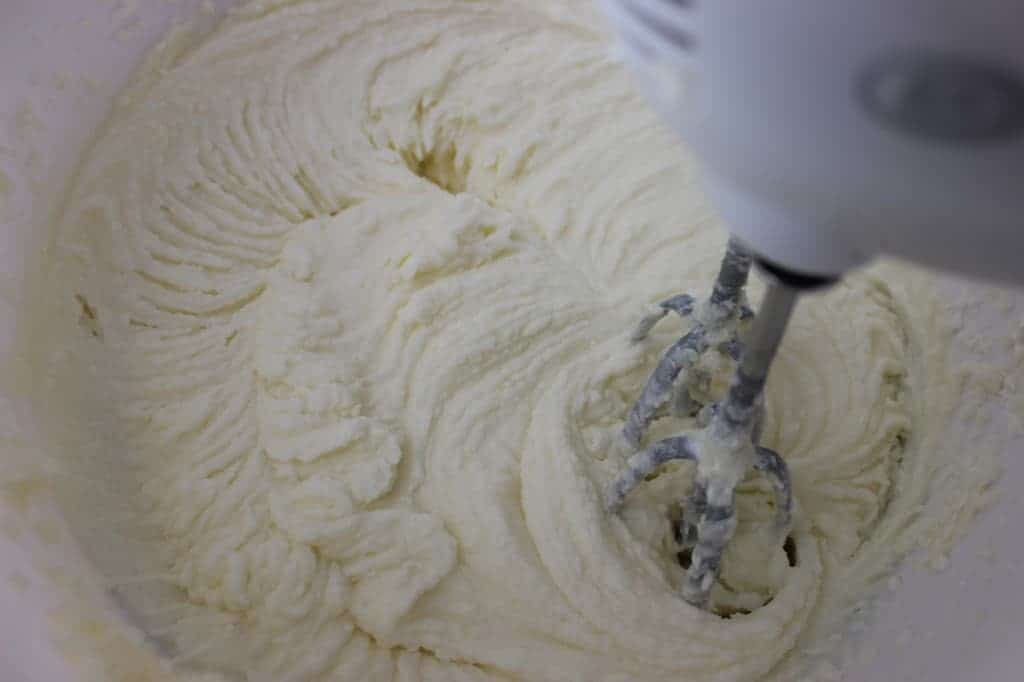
606;238;813;609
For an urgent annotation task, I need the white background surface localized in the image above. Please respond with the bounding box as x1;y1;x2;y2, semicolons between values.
2;1;1024;681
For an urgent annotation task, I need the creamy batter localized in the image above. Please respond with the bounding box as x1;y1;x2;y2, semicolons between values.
23;0;1009;680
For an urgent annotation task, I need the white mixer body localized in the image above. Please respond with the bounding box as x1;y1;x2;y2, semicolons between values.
601;0;1024;283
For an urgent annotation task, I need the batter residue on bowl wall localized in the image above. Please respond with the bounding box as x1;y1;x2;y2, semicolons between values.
17;0;1014;680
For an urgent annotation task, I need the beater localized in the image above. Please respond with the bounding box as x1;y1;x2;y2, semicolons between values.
599;0;1024;609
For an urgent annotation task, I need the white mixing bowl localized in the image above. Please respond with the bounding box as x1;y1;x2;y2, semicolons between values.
2;1;1023;680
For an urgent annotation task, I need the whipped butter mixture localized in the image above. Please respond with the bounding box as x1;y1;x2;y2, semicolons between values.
26;1;1006;680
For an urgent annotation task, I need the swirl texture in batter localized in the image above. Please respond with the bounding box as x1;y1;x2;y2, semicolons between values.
36;1;983;680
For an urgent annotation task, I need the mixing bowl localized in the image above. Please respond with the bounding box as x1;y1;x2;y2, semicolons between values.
2;1;1023;680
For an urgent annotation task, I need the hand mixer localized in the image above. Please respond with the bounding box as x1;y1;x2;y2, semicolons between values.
598;0;1024;609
